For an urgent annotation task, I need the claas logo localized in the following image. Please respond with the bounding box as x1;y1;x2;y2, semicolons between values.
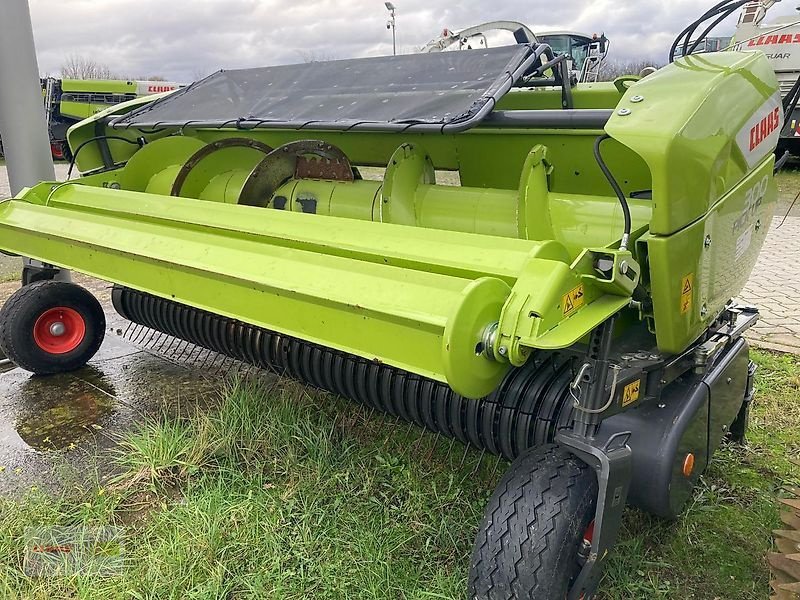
750;107;781;152
748;33;800;46
147;85;177;93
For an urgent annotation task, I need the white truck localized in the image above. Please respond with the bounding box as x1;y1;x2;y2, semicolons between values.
682;1;800;152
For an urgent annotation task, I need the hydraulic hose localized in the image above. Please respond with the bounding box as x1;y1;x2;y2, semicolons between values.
593;134;632;251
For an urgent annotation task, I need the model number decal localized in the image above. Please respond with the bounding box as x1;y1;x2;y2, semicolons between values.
733;174;768;233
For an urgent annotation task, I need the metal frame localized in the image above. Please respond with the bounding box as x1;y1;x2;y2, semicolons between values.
107;44;559;134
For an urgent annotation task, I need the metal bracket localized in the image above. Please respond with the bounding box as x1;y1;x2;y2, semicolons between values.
558;429;633;600
238;140;354;208
170;138;274;197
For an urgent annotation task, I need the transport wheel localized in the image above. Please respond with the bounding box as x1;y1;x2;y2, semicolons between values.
0;281;105;375
469;444;598;600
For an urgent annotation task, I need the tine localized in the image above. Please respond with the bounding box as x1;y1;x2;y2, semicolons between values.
472;449;487;477
130;324;146;344
185;343;204;365
152;332;170;352
415;425;426;446
133;325;152;344
175;340;194;362
141;328;161;348
490;455;503;480
427;432;441;461
458;442;471;469
446;437;456;462
162;336;182;357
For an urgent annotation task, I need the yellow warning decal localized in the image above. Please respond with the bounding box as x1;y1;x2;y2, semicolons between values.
680;273;694;316
622;379;641;407
562;285;585;316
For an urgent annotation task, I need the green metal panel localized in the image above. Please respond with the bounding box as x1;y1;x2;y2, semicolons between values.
60;79;139;94
495;82;627;110
0;183;635;397
607;52;780;236
646;155;777;352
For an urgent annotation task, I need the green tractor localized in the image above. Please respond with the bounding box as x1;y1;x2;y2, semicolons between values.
0;24;782;600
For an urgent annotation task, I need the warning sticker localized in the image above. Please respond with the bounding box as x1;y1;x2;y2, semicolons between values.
562;285;585;316
622;379;641;407
680;274;694;316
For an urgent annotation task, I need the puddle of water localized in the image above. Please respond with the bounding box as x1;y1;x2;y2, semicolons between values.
0;367;116;452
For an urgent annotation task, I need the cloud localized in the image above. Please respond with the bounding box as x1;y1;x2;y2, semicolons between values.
26;0;800;82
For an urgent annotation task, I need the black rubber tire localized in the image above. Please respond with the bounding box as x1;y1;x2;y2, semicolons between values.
0;281;105;375
469;444;598;600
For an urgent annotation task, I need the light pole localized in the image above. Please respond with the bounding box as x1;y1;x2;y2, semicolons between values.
385;2;397;56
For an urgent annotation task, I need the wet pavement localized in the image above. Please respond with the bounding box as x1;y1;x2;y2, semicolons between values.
0;275;224;496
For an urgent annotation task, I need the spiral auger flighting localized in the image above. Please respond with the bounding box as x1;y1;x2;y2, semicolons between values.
770;459;800;600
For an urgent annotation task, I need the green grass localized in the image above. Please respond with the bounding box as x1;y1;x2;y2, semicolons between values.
0;352;798;599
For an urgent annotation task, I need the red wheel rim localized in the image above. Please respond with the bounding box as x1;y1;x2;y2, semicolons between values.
33;307;86;355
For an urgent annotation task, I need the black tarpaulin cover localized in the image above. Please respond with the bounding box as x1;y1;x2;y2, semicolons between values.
110;45;537;132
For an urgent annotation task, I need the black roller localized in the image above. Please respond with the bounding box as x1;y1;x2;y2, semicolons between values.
112;286;576;460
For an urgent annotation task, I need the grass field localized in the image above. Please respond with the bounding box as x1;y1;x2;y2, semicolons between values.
0;350;797;599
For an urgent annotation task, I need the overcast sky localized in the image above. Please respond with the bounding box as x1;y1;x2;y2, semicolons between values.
26;0;800;82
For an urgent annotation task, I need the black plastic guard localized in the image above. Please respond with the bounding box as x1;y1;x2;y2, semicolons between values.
597;338;750;518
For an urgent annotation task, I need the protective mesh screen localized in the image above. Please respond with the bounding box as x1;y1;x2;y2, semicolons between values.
111;45;535;131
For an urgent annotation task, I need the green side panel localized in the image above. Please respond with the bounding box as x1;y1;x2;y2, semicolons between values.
60;79;138;94
646;155;777;353
495;82;626;110
58;101;109;121
607;52;780;236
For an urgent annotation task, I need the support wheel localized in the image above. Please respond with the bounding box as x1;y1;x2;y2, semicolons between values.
0;281;105;375
469;444;598;600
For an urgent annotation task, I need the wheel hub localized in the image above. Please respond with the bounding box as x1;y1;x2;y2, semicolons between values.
33;307;86;355
49;321;66;337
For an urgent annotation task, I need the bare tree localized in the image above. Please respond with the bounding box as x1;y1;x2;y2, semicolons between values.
60;55;118;80
599;59;665;82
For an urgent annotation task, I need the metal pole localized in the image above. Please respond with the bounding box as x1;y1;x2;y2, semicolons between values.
385;3;397;56
0;0;68;284
392;11;397;56
0;0;55;194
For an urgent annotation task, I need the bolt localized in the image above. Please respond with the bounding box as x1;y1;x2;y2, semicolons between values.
704;235;712;248
755;220;761;232
658;403;666;409
498;346;508;357
618;108;632;116
49;322;66;337
631;95;645;103
701;304;709;318
726;377;732;384
619;261;629;276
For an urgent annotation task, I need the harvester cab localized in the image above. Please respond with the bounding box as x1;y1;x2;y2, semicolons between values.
420;20;609;83
0;30;781;600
